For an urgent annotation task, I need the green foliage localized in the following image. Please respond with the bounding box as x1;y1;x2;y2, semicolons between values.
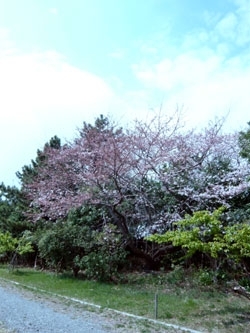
0;230;34;267
36;207;127;280
225;203;250;225
16;135;61;185
67;205;104;228
79;114;122;139
0;183;31;237
147;207;250;274
165;265;187;285
5;117;250;279
36;220;92;273
239;121;250;162
224;223;250;259
14;230;34;255
148;208;226;259
74;224;127;281
0;231;17;254
36;205;106;274
196;269;214;286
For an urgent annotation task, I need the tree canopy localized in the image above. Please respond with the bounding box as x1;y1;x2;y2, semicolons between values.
1;115;250;279
24;116;250;232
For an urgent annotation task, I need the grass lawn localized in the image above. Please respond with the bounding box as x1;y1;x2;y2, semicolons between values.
0;265;250;332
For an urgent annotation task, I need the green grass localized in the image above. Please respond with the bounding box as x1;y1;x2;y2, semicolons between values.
0;266;250;332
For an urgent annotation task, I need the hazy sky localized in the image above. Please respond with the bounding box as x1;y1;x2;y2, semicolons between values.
1;0;250;186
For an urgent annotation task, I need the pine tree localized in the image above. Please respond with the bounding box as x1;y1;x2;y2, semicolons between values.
239;122;250;162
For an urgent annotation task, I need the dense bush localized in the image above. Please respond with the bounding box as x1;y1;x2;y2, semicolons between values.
148;208;250;281
0;230;34;268
34;206;128;280
74;224;127;281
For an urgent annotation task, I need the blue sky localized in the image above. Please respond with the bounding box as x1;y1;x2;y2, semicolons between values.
1;0;250;186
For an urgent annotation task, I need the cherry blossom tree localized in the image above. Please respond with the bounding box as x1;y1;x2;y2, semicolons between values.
24;114;183;267
157;129;250;226
24;115;250;267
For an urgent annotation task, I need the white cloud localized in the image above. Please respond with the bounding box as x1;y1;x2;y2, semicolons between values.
0;50;117;136
210;1;250;47
0;37;126;185
131;1;250;132
133;51;250;130
2;0;250;186
133;53;222;93
215;12;237;41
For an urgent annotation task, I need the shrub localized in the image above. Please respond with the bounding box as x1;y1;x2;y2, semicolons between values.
75;224;127;281
147;207;250;282
0;230;34;269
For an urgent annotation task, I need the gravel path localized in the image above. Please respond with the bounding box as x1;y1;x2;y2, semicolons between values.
0;283;109;333
0;281;199;333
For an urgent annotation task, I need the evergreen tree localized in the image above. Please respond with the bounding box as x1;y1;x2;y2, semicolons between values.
239;122;250;162
0;183;30;236
16;135;61;185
